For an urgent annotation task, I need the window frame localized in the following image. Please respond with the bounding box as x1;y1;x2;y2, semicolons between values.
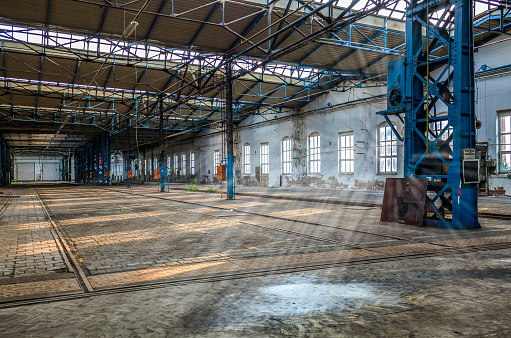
499;112;511;172
190;152;195;175
308;133;321;174
282;137;292;175
243;143;251;175
214;150;220;175
260;143;269;175
378;125;398;174
428;115;452;160
181;153;187;175
338;132;354;174
174;154;179;175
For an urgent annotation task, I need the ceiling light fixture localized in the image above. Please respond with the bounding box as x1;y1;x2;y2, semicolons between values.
124;21;138;37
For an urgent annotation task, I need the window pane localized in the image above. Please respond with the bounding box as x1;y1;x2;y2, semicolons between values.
502;116;511;133
502;153;511;171
502;134;511;151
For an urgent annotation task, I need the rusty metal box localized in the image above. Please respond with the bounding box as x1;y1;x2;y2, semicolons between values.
217;164;226;181
381;178;428;226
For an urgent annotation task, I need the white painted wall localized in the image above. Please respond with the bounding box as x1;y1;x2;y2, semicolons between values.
474;37;511;194
235;84;404;189
134;35;511;194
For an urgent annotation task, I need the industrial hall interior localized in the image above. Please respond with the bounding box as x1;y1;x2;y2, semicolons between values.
2;0;511;336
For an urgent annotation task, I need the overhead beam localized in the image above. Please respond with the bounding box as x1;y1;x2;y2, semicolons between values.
144;0;168;41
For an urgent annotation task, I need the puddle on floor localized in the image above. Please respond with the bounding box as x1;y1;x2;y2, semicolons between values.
197;274;400;329
255;281;377;316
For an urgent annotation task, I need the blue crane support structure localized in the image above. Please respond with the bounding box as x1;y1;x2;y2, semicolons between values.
379;0;480;229
74;135;111;186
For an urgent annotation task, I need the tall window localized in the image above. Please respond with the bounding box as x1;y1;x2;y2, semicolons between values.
182;153;187;175
339;133;354;173
167;156;171;172
500;113;511;171
429;117;453;159
260;143;269;175
190;152;195;175
174;154;179;175
379;125;398;173
243;144;251;174
154;157;158;171
214;150;220;175
282;138;292;175
144;159;147;175
308;133;321;174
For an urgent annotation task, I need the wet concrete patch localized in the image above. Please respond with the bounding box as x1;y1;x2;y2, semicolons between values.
187;274;403;333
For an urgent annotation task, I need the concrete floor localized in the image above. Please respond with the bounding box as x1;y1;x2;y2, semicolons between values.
1;183;511;336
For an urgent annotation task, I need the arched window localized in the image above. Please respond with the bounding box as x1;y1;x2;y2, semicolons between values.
308;133;321;174
428;112;452;159
174;153;179;175
214;150;220;175
190;152;196;175
243;143;251;174
260;143;269;175
378;124;397;173
339;132;354;173
182;153;187;175
282;137;292;175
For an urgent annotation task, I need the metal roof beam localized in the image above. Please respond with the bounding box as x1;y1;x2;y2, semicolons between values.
46;0;52;29
97;6;109;34
188;2;221;48
144;0;168;41
269;0;294;52
228;10;266;51
329;29;384;68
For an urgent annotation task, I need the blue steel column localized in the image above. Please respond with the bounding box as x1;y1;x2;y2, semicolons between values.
451;0;478;227
0;136;8;187
402;0;479;228
89;141;93;184
126;128;131;188
101;137;105;185
226;60;235;199
159;94;165;192
404;0;426;179
107;135;111;185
